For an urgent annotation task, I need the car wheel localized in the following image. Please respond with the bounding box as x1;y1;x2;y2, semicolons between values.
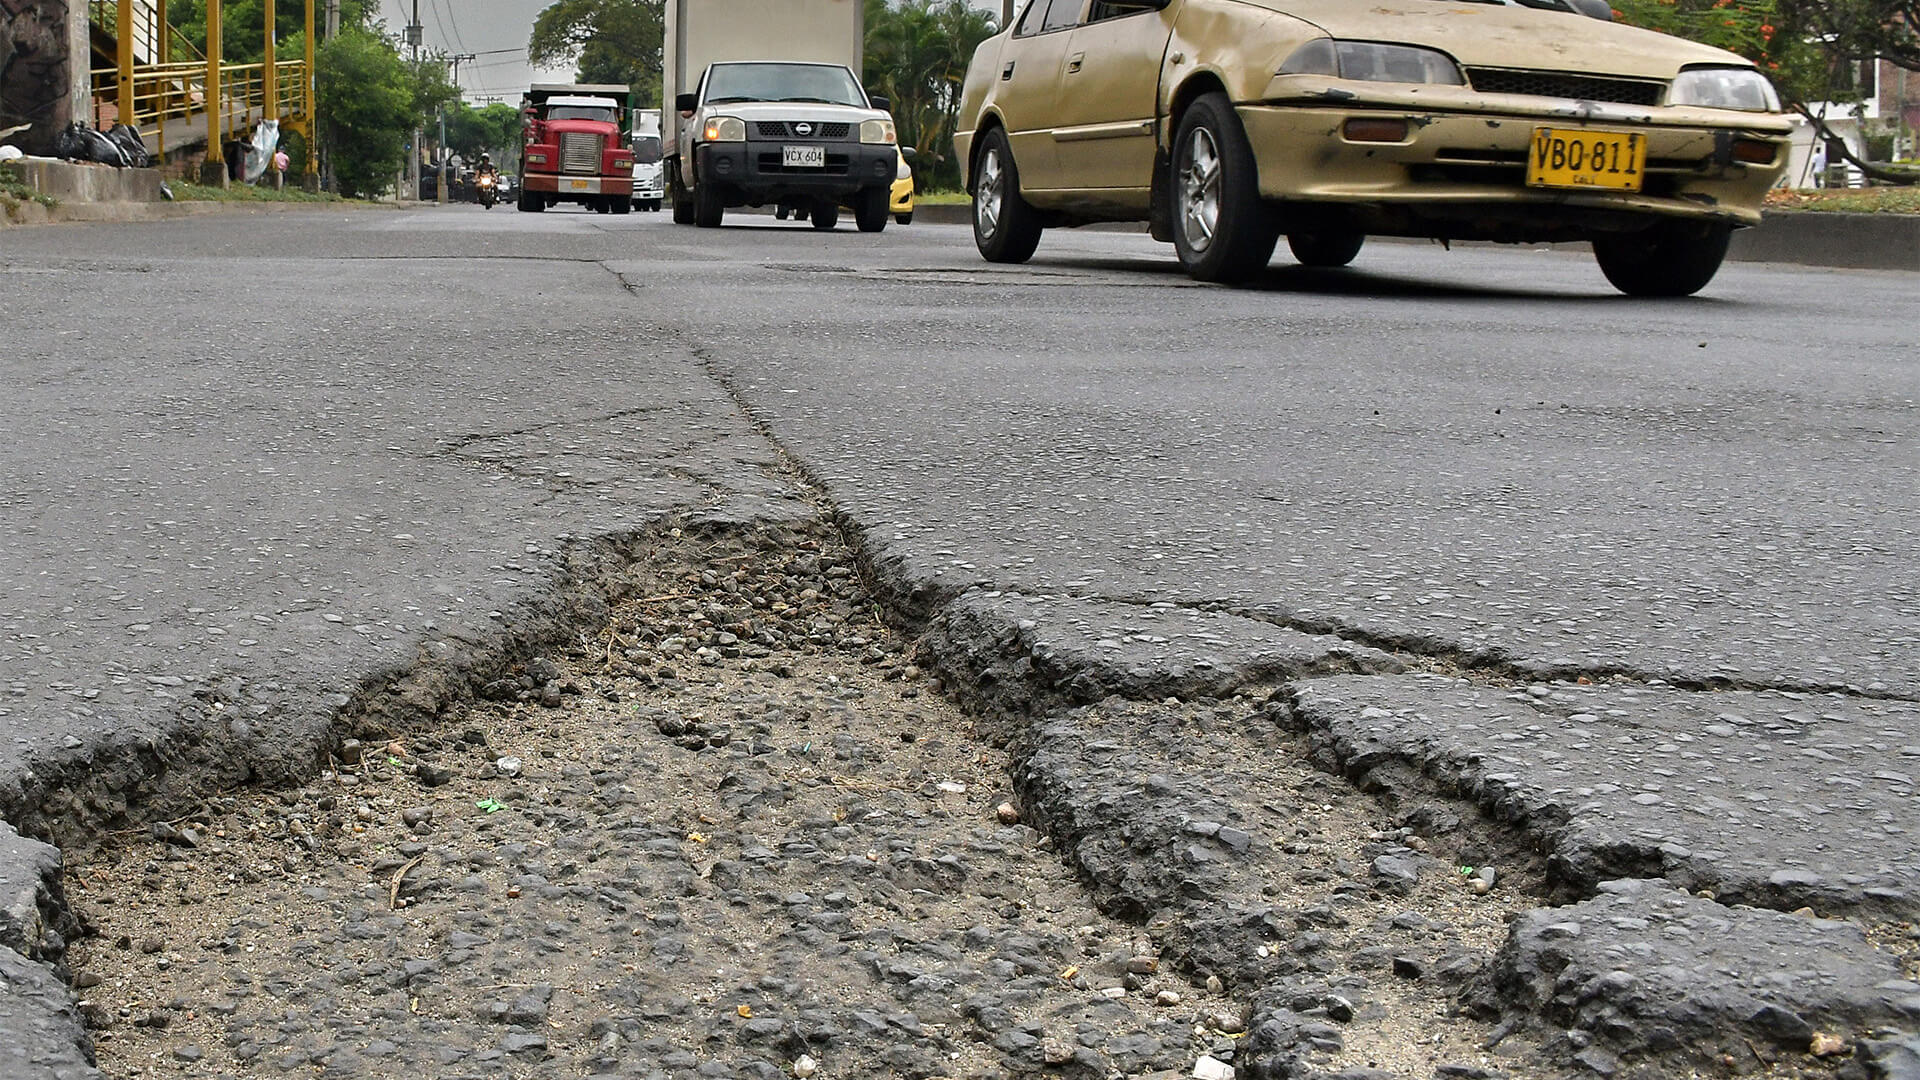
896;212;913;226
694;182;725;228
1287;230;1365;268
1171;92;1279;283
1591;220;1733;297
972;127;1041;263
810;201;839;230
854;187;889;232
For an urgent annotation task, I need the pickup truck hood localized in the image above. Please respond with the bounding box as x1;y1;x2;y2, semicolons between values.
708;100;887;124
1237;0;1754;78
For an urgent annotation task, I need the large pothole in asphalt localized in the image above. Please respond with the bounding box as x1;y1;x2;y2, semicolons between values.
56;514;1876;1080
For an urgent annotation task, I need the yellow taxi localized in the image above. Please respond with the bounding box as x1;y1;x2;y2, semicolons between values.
954;0;1792;295
891;147;916;224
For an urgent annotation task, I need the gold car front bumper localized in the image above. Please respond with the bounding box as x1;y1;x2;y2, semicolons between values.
1239;84;1791;239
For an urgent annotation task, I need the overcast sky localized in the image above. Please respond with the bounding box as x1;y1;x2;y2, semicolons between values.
385;0;1006;106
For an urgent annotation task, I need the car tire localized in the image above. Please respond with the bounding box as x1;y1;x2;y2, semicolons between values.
694;182;725;228
972;127;1041;264
896;212;913;225
810;202;839;230
1592;220;1732;297
1171;92;1279;284
1287;230;1365;268
854;187;889;233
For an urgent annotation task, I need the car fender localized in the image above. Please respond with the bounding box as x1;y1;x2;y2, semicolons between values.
1162;0;1328;137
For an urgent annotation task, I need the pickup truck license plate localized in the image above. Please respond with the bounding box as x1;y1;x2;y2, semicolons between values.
568;178;591;191
1527;128;1645;191
782;145;826;169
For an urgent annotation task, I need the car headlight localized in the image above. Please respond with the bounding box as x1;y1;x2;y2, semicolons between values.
1668;66;1780;112
1278;39;1465;85
701;116;745;142
861;118;897;145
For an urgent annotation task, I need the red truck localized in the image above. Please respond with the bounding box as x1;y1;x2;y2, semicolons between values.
517;83;635;214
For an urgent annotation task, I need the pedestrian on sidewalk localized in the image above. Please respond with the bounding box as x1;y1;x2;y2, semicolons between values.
273;147;289;190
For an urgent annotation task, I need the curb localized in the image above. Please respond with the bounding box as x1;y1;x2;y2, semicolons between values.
907;202;1919;273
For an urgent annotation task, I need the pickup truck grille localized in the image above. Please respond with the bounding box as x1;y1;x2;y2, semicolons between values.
1464;68;1665;106
753;121;852;140
559;132;600;174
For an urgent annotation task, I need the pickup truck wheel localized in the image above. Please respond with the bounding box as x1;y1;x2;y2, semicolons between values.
810;202;839;230
1172;92;1279;284
1592;220;1732;297
972;128;1040;263
694;182;725;228
1287;230;1364;268
854;187;889;233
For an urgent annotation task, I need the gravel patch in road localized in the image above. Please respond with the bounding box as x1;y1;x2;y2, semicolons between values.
62;521;1232;1079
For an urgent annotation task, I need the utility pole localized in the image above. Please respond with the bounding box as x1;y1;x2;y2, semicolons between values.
440;55;472;205
406;0;422;200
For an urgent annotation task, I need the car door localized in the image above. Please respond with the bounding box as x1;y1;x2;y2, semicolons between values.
1049;0;1174;193
993;0;1086;193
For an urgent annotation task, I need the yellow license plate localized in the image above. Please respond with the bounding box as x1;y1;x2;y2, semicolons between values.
1527;128;1646;191
568;179;590;190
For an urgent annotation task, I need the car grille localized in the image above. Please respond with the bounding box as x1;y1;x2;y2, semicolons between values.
1465;68;1665;106
559;132;600;174
756;152;852;175
753;121;852;140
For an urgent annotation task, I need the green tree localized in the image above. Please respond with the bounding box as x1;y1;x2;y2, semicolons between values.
864;0;997;189
316;27;454;197
445;102;524;167
528;0;663;105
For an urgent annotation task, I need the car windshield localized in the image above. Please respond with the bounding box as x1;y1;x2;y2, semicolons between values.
703;63;868;108
548;105;616;122
633;135;662;164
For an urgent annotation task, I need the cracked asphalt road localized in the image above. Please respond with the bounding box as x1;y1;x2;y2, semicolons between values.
1;204;1916;1077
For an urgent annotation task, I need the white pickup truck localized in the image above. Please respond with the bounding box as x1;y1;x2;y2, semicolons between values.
661;0;899;231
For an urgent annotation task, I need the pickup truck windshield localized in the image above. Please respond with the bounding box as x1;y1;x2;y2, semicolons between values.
548;105;616;122
703;63;868;108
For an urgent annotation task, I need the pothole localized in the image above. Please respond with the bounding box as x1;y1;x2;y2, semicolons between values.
62;519;1239;1079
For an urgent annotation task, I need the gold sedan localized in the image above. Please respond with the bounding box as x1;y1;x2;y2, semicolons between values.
954;0;1792;295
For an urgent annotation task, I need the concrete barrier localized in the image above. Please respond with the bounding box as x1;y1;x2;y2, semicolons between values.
10;157;165;203
1728;211;1920;272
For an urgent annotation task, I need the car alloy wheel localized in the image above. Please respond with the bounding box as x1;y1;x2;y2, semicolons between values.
971;128;1041;264
1179;127;1222;255
976;147;1005;237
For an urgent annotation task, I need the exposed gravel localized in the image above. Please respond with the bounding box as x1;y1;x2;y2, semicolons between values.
53;515;1897;1080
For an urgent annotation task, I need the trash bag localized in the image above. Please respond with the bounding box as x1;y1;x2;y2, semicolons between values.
52;122;89;161
243;119;278;184
105;124;152;168
80;127;130;166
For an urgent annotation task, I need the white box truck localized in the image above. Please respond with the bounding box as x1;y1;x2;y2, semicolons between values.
662;0;900;231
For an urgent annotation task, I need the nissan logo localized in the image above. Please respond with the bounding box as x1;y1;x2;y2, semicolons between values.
794;122;814;136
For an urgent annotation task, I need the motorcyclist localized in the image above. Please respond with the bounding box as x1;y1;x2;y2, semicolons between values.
475;153;497;180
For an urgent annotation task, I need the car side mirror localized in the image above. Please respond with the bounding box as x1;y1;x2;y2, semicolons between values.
869;95;891;112
901;147;917;161
675;93;697;113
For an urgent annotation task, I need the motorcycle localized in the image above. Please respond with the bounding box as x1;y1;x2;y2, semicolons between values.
476;173;497;209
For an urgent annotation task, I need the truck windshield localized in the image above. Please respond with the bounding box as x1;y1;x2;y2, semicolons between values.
548;105;616;122
703;63;868;108
633;135;662;164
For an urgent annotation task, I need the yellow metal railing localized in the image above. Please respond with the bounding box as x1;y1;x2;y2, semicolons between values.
90;59;309;165
88;0;316;179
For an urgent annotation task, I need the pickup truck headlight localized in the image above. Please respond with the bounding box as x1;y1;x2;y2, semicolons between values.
860;118;897;145
526;152;548;165
1278;39;1465;85
1668;66;1780;112
702;116;746;142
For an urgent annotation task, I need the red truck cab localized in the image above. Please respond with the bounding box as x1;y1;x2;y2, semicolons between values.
517;84;635;214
